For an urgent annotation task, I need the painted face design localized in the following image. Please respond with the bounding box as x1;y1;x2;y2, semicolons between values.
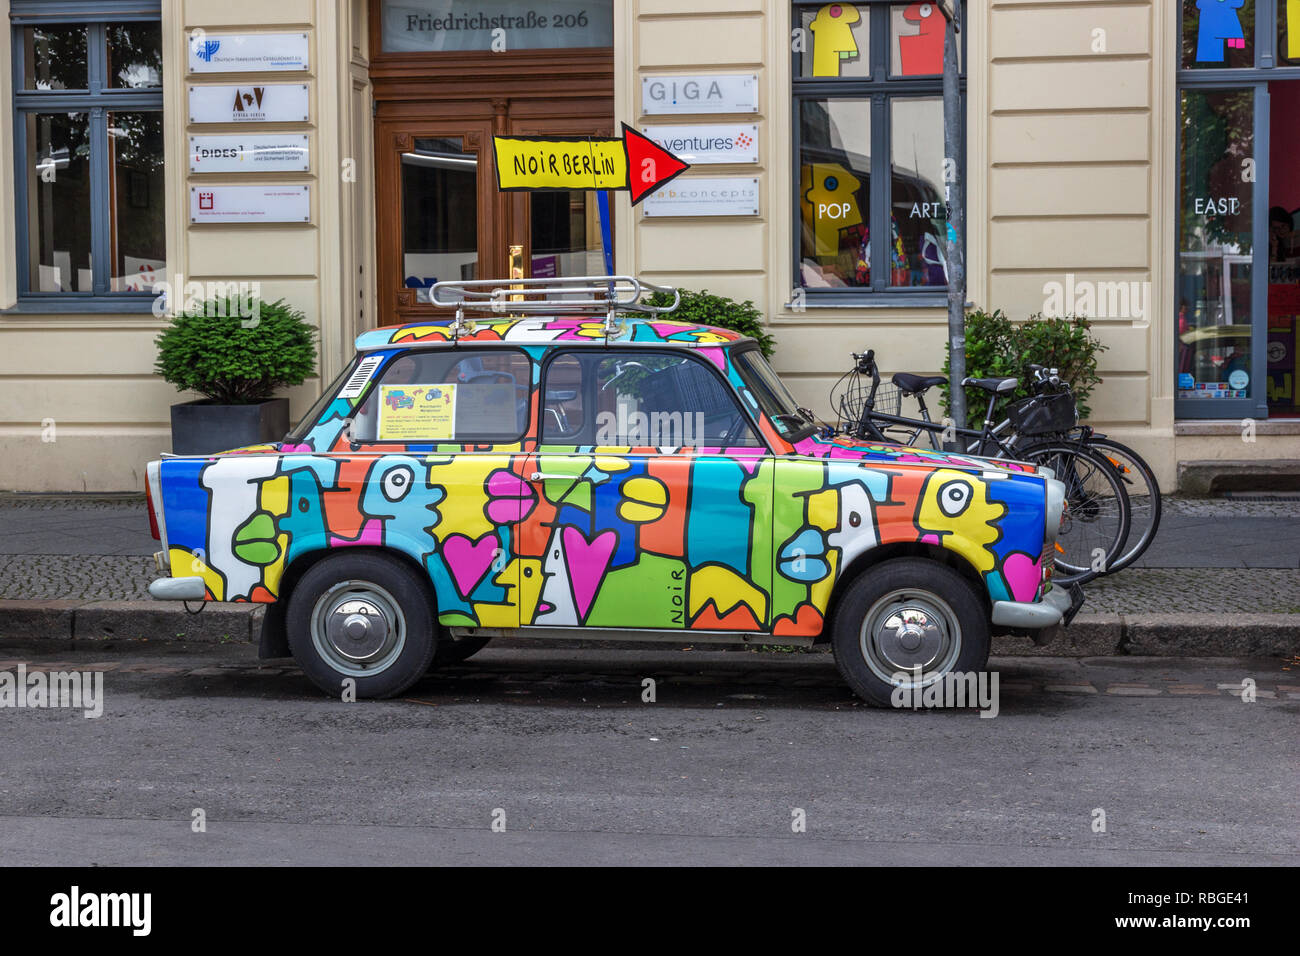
915;469;1005;573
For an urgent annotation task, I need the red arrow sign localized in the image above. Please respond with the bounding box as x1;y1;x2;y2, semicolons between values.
620;123;690;204
493;122;690;206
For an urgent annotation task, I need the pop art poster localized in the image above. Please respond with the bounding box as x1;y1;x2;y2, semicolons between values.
378;384;456;441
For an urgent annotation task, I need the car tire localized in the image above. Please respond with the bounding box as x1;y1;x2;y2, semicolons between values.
286;551;437;699
830;558;990;708
431;633;491;667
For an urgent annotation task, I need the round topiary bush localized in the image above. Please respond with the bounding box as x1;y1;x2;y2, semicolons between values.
647;288;775;357
155;297;317;405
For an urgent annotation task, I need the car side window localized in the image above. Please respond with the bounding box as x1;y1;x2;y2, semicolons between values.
351;349;531;443
541;350;764;448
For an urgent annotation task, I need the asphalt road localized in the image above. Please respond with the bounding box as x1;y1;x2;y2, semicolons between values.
0;644;1295;866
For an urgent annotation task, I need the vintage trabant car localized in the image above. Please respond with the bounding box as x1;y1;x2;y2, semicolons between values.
146;277;1079;705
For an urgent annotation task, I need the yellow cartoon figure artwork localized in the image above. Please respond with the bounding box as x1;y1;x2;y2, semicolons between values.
802;162;863;257
809;3;862;77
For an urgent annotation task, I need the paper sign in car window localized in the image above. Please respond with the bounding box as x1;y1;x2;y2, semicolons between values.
377;384;457;441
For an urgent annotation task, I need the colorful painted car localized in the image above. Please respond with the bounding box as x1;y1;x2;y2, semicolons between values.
145;287;1079;705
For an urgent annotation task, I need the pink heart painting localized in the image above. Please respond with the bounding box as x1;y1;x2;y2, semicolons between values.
562;526;617;620
442;533;500;599
1002;551;1043;603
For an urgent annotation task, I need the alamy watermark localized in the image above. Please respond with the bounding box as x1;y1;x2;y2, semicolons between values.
1042;272;1150;326
151;275;262;328
596;408;707;446
891;667;1000;718
0;664;103;718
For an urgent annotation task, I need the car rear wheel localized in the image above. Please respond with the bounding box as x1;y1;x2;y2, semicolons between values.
287;552;437;699
831;558;990;708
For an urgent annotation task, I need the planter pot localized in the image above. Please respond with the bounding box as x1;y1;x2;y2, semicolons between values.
170;398;291;456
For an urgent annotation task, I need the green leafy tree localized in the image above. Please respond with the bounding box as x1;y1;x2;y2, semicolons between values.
155;297;317;404
646;288;775;357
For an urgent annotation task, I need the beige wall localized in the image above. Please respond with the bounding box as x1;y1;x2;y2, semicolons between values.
0;0;1290;492
0;0;368;491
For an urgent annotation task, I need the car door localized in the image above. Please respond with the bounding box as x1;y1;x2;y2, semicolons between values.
343;346;534;629
518;348;773;632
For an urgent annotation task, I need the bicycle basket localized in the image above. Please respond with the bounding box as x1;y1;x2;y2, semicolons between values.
835;372;901;427
1007;391;1077;436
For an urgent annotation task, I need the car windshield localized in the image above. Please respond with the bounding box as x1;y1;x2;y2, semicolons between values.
732;348;816;440
285;358;357;443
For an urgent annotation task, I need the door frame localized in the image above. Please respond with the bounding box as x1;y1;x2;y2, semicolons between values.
368;2;613;326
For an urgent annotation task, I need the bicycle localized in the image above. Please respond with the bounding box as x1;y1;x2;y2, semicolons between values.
832;350;1133;585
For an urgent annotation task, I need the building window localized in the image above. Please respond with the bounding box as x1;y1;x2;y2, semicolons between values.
10;4;164;308
792;1;963;301
1175;0;1300;419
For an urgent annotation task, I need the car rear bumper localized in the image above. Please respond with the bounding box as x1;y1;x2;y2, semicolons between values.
991;582;1084;631
148;576;207;601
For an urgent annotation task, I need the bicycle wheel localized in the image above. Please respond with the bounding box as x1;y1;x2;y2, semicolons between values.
1019;442;1132;584
1086;437;1162;572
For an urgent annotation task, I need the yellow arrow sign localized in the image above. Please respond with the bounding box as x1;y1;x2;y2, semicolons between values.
495;137;625;191
493;125;691;204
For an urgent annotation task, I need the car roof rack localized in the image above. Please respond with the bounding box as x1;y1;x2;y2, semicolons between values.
429;275;680;337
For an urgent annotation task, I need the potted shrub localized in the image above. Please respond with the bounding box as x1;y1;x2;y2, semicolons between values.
646;288;776;357
155;296;317;455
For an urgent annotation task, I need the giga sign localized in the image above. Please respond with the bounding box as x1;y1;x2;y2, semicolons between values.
641;74;758;115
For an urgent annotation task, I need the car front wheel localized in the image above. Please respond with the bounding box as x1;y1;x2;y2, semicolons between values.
831;558;990;708
287;552;437;699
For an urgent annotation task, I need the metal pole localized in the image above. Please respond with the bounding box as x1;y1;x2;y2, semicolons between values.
941;3;966;437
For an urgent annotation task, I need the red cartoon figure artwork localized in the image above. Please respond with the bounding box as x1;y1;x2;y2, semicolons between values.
898;2;944;76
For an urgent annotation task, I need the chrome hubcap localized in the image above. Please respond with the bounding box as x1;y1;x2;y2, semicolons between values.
311;581;406;676
860;589;961;686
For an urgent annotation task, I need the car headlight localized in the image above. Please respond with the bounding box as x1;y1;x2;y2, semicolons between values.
1044;476;1066;546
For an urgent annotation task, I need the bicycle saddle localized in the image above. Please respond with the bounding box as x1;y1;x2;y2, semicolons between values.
891;372;948;395
962;376;1019;394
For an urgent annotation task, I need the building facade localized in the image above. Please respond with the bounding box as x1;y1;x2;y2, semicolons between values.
3;0;1299;491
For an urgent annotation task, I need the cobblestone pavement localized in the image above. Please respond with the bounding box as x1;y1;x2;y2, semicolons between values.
1084;568;1300;614
0;554;156;601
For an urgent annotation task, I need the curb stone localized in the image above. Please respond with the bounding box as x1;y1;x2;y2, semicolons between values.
0;602;1295;657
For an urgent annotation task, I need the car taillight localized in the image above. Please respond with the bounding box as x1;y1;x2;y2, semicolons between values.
145;478;160;540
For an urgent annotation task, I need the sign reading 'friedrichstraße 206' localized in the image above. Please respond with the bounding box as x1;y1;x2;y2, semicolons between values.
188;32;310;73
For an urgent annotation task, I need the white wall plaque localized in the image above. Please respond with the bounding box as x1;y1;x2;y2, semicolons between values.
188;84;310;123
190;185;311;223
640;124;758;165
188;32;310;73
189;135;310;173
641;74;758;115
641;177;760;218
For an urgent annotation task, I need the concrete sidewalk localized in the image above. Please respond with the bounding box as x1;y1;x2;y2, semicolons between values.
0;494;1296;656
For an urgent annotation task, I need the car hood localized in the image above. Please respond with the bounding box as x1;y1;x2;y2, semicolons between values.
786;433;1042;476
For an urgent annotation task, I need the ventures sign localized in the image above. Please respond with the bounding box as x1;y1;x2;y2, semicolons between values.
640;124;758;165
188;84;310;123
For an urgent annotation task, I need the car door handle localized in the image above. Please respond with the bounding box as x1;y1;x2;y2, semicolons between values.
530;471;581;482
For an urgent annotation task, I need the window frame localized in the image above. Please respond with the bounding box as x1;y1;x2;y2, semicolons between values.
9;2;164;312
537;346;773;451
1174;0;1300;420
790;0;965;306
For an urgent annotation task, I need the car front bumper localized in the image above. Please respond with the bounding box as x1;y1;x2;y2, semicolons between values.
991;581;1084;631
